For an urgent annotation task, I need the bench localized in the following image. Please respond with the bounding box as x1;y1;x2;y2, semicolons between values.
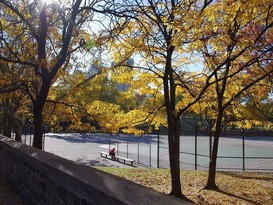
99;152;135;166
99;151;109;158
116;156;135;166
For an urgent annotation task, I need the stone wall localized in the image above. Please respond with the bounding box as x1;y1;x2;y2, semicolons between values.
0;135;191;205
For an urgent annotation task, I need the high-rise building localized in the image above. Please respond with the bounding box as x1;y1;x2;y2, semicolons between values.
87;63;101;78
115;58;134;92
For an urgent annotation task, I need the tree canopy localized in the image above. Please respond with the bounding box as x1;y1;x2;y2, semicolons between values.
106;0;273;195
1;0;273;199
0;0;100;148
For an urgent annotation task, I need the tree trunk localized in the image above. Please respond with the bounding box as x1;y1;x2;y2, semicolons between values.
32;76;51;149
14;125;22;142
206;129;221;189
4;108;23;142
163;44;188;199
206;112;223;189
3;114;12;138
168;120;184;198
32;103;44;149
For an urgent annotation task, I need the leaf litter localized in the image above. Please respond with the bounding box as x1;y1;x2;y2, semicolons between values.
98;167;273;205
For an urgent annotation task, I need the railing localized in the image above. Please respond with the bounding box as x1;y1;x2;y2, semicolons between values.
109;139;154;167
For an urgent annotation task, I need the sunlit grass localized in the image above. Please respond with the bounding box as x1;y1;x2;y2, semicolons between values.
97;167;273;205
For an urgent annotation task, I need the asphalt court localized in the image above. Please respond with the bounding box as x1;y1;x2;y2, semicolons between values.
22;132;273;171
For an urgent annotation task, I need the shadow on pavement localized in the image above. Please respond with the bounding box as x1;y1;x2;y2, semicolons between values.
46;133;159;145
75;158;136;168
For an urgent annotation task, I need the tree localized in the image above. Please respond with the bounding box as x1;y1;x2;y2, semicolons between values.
0;62;32;141
45;62;165;133
0;91;30;141
0;0;99;149
189;0;273;189
107;0;215;198
234;80;273;126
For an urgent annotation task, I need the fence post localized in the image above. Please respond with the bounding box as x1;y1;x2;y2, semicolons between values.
209;119;212;160
242;130;245;171
108;134;111;152
12;128;15;139
137;143;140;163
195;125;198;170
149;145;152;167
117;141;119;156
127;142;129;158
42;133;45;151
157;130;160;168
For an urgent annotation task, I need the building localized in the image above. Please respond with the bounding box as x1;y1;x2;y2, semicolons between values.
115;58;134;92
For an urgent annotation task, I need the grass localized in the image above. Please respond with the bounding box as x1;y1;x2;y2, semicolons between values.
97;167;273;205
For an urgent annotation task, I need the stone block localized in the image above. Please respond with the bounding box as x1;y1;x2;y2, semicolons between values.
40;190;47;204
80;199;88;205
67;192;81;205
51;196;61;205
45;178;55;197
57;185;68;204
29;174;41;201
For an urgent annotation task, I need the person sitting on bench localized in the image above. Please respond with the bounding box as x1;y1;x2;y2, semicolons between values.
109;148;116;160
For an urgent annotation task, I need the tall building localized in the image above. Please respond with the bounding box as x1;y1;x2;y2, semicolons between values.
115;58;134;92
87;63;101;78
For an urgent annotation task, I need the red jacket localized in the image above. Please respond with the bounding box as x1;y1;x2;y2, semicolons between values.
109;148;115;155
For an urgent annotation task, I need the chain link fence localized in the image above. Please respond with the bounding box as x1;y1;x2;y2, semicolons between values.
158;118;273;171
10;119;273;171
